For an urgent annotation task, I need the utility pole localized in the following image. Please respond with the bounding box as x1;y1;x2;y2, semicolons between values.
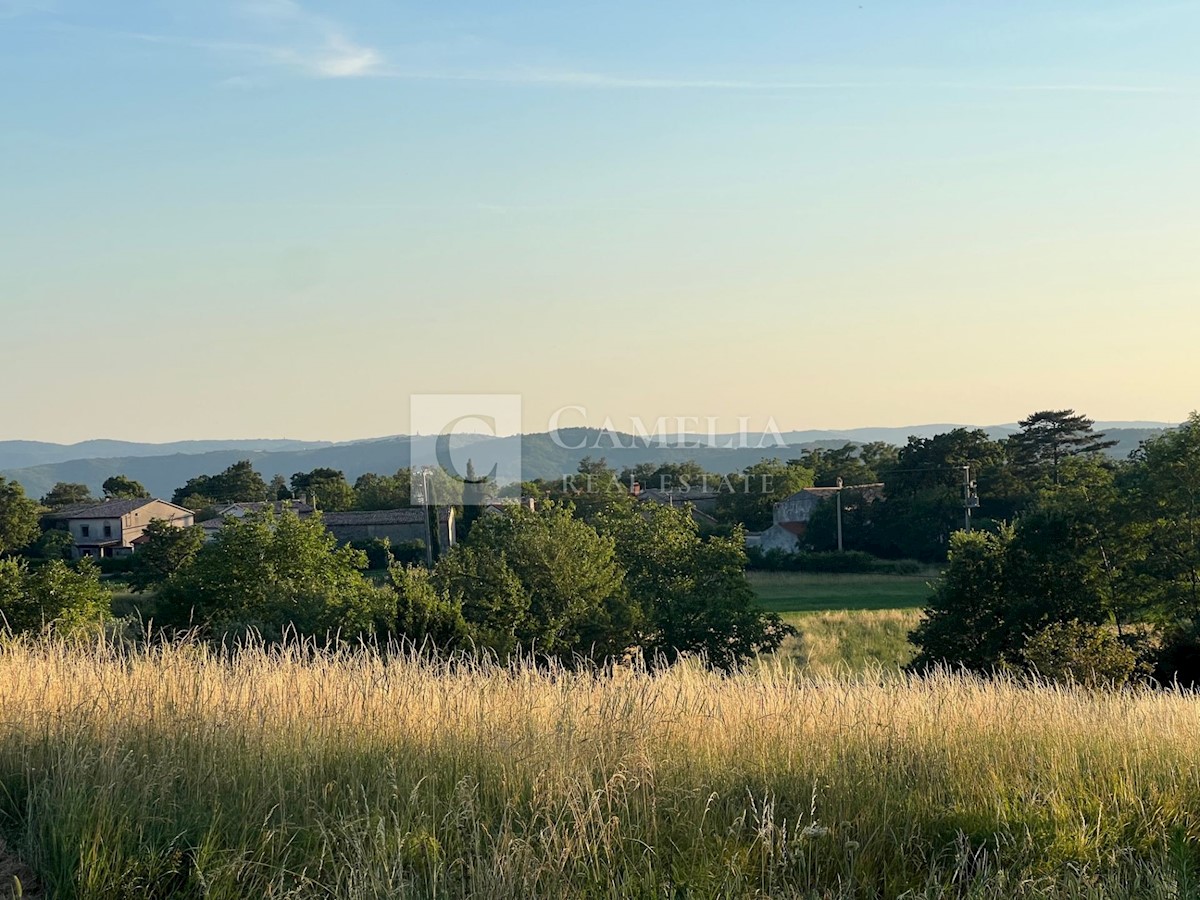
962;465;976;533
836;476;844;552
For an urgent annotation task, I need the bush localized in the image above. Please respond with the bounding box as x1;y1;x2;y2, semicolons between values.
0;557;112;635
156;510;395;642
349;538;394;571
98;556;135;576
1020;620;1142;687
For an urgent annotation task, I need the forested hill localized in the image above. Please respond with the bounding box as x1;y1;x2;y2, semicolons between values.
0;424;1172;500
0;439;333;471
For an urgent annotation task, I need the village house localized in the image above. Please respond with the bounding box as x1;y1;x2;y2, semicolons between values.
322;508;456;550
48;498;195;559
747;484;885;554
197;498;315;541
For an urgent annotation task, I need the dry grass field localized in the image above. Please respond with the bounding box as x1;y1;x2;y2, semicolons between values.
1;638;1199;898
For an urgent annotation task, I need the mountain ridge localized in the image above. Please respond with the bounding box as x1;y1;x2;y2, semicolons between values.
0;423;1175;500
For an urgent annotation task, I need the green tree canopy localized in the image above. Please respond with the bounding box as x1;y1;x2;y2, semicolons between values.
794;442;898;487
595;502;792;668
0;476;42;556
40;482;94;510
442;502;628;658
291;468;357;511
157;510;393;641
354;470;414;511
102;475;151;500
1009;409;1117;485
1120;413;1200;626
0;557;111;635
714;458;815;531
172;460;270;507
128;520;206;594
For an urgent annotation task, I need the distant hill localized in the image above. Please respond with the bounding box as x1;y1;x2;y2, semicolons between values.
0;438;334;471
0;423;1174;500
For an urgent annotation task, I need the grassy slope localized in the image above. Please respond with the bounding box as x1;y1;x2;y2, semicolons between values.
748;571;935;673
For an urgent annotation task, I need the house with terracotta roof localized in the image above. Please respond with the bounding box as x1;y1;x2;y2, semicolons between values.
747;484;885;553
48;498;195;559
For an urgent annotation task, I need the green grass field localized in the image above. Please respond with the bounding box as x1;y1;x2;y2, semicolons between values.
749;571;937;674
748;570;936;614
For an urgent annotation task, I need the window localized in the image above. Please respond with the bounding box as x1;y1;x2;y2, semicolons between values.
104;524;113;538
81;525;90;538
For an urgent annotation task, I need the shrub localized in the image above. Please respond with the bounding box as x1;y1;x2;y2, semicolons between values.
1020;620;1141;687
0;557;112;635
349;538;394;571
98;556;135;576
156;510;395;642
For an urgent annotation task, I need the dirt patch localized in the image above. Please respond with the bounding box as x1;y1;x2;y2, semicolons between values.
0;838;40;899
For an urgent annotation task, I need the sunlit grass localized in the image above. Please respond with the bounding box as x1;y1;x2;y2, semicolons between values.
780;608;923;674
1;638;1199;898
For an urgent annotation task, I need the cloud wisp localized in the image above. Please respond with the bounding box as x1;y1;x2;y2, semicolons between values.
365;66;1185;95
234;0;381;78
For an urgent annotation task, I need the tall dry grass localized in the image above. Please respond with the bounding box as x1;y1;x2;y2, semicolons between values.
783;609;923;675
1;638;1199;898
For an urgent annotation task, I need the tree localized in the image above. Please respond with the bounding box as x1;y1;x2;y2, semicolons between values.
40;482;94;510
446;503;628;658
1118;414;1200;680
0;476;41;556
354;470;414;511
128;520;206;593
909;502;1111;673
714;458;815;531
618;460;721;493
549;457;632;523
595;502;792;668
390;564;469;649
867;429;1013;561
432;546;530;656
172;460;270;507
458;459;492;542
102;475;150;500
291;468;356;511
0;557;111;635
794;443;896;488
29;529;74;561
268;474;291;501
1009;410;1117;486
157;510;393;641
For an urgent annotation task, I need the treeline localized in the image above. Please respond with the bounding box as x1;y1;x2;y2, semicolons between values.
170;463;458;514
0;496;788;669
910;413;1200;684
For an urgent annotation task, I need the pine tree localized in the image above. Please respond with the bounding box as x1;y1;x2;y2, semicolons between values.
1009;410;1117;485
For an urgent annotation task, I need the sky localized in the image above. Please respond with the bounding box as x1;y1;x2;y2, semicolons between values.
2;0;1198;443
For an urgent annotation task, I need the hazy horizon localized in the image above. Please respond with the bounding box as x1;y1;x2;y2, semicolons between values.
0;417;1183;447
5;1;1198;443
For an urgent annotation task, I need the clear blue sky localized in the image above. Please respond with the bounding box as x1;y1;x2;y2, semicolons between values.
3;1;1197;442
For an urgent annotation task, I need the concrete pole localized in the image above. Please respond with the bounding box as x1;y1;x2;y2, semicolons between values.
836;476;844;552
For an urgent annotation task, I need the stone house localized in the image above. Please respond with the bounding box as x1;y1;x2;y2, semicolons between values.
322;508;456;551
747;484;885;554
197;499;315;541
49;498;195;559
